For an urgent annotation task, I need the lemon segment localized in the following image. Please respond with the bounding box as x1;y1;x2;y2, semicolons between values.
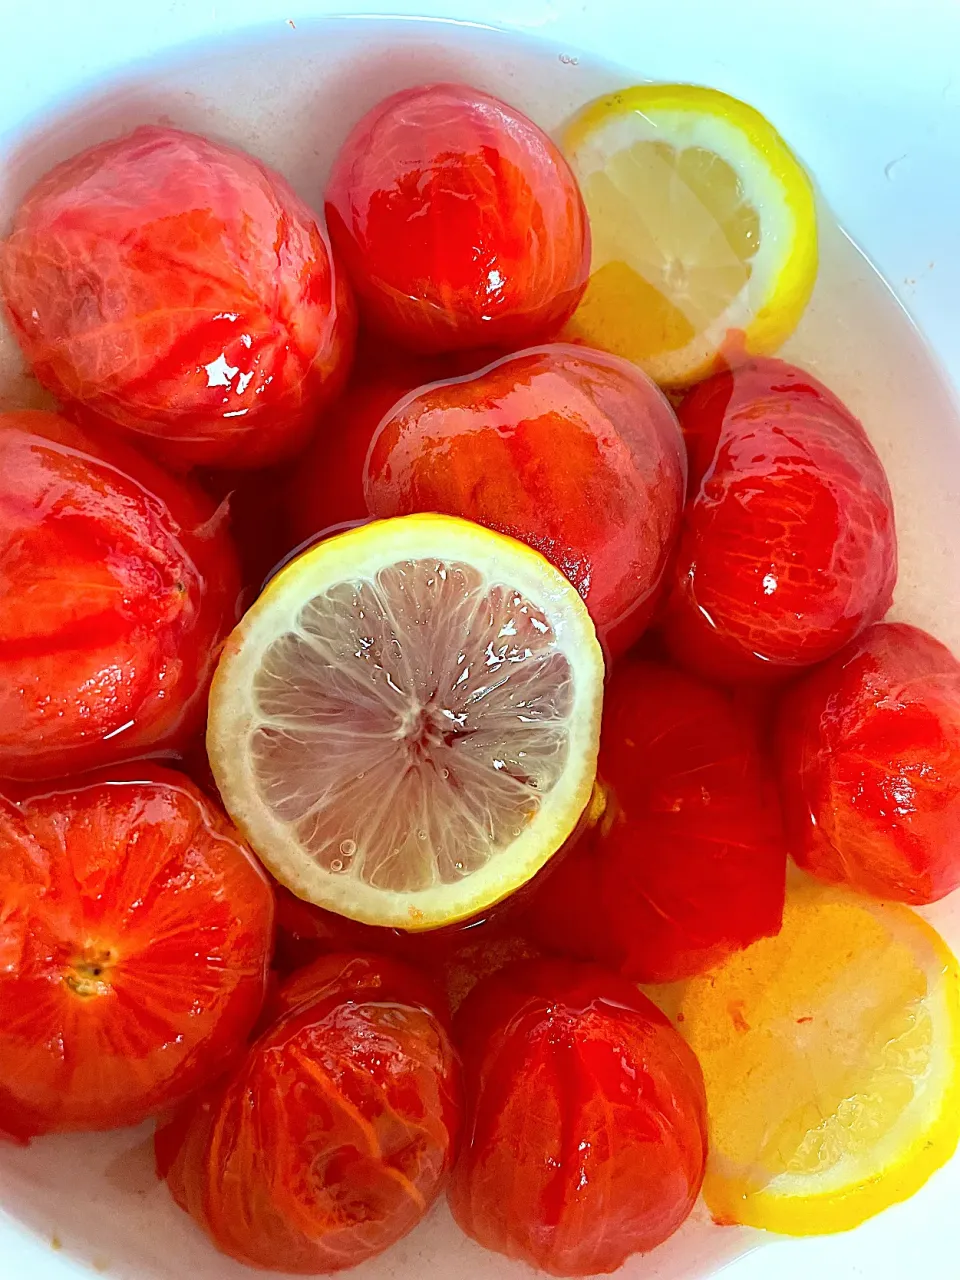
562;83;818;386
674;877;960;1235
207;514;604;930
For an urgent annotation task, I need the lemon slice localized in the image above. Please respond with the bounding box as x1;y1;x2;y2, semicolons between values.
207;514;604;930
673;877;960;1234
562;83;818;386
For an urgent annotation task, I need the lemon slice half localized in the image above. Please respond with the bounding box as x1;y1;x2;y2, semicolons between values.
207;514;604;930
675;877;960;1234
562;83;818;386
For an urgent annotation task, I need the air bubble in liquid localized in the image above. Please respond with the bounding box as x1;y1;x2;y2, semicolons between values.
339;839;357;857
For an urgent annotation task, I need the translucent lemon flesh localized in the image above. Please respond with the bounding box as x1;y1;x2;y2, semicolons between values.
207;515;604;930
675;878;960;1234
563;84;818;385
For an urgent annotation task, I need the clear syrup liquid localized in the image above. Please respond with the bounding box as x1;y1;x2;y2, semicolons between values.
0;16;958;1280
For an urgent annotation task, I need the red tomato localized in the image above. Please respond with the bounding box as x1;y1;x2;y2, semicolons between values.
0;766;273;1141
325;84;589;354
449;958;707;1276
661;357;897;682
0;410;239;781
156;954;461;1273
525;660;786;982
0;126;355;468
365;345;686;657
777;622;960;904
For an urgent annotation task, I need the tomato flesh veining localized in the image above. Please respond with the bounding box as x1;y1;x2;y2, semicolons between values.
449;958;707;1276
325;84;589;354
0;126;355;468
365;344;686;657
777;621;960;904
525;659;786;982
0;766;274;1141
0;410;240;780
661;357;897;682
157;951;461;1273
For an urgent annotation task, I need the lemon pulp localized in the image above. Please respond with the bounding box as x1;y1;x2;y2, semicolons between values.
674;878;960;1234
563;84;818;385
208;515;604;930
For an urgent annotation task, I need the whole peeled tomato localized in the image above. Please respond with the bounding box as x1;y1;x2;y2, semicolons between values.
0;410;239;781
325;84;590;354
525;660;786;982
0;766;274;1141
365;345;687;656
777;622;960;904
0;125;355;468
661;357;897;682
449;958;707;1276
157;952;461;1273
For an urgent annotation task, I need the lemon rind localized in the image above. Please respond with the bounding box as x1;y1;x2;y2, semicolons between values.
695;887;960;1235
564;83;818;386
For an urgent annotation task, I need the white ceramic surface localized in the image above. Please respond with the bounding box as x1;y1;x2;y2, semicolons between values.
1;3;959;1279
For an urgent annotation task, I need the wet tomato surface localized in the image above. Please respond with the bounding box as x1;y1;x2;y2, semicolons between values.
449;958;707;1276
0;766;274;1140
0;126;355;468
0;410;239;781
157;950;461;1273
525;659;786;982
661;357;897;682
365;344;686;656
325;84;589;354
777;621;960;904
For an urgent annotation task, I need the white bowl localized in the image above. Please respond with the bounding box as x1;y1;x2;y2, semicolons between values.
1;3;958;1279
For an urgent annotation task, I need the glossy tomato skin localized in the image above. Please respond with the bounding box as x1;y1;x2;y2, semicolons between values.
0;126;356;468
777;622;960;904
449;958;707;1276
0;410;240;781
0;766;273;1141
325;84;589;354
157;955;461;1273
525;660;786;983
365;344;686;657
661;357;897;683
